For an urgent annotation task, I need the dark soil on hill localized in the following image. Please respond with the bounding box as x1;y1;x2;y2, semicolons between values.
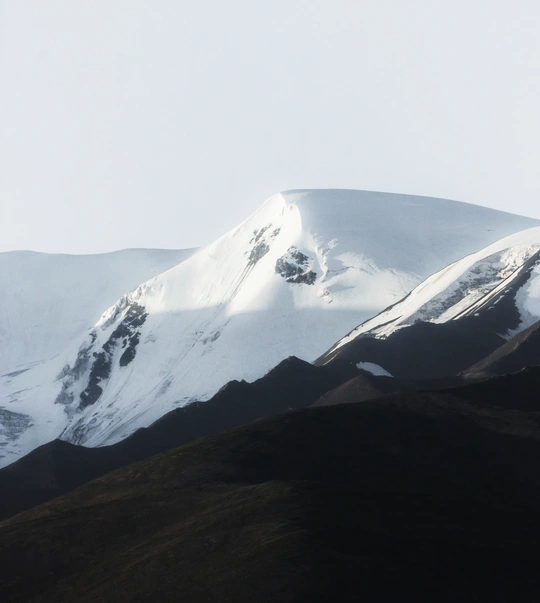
0;357;349;522
311;372;413;407
316;316;507;379
3;368;540;602
463;319;540;380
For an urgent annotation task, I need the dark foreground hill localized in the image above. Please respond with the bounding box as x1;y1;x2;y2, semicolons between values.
6;306;540;524
311;372;414;407
3;368;540;602
6;310;540;523
463;320;540;380
0;357;352;521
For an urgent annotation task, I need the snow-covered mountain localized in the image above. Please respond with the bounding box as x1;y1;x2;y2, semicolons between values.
2;189;539;466
324;225;540;360
0;248;195;464
0;248;195;374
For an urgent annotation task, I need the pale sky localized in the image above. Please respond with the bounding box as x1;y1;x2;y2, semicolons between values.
1;0;539;254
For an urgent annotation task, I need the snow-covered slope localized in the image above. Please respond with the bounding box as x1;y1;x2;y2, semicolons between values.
325;225;540;360
0;248;196;374
0;248;195;465
2;190;538;466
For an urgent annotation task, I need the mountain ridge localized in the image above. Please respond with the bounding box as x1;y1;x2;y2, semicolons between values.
2;190;539;466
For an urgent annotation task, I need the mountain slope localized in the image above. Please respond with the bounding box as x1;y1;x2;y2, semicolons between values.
311;372;412;407
2;190;538;465
327;227;540;346
0;357;346;521
317;317;508;379
463;319;540;380
0;248;195;374
319;226;540;376
3;368;540;602
0;248;195;467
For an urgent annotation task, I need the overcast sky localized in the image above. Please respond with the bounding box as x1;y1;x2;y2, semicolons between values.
1;1;539;254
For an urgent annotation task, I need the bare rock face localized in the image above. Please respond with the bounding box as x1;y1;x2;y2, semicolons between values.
275;246;317;285
55;302;148;412
0;409;33;457
246;225;281;267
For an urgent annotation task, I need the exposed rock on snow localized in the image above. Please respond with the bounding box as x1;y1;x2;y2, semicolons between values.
54;302;148;412
0;409;33;454
246;225;280;267
275;247;317;285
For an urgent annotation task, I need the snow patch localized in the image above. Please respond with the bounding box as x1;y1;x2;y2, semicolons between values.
356;362;394;377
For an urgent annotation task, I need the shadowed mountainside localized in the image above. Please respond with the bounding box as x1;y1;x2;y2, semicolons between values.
0;357;350;521
3;368;540;601
316;315;507;379
463;319;540;380
6;310;540;523
317;246;540;379
311;372;414;407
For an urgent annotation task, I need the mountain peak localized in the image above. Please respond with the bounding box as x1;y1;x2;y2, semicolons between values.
2;190;539;465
